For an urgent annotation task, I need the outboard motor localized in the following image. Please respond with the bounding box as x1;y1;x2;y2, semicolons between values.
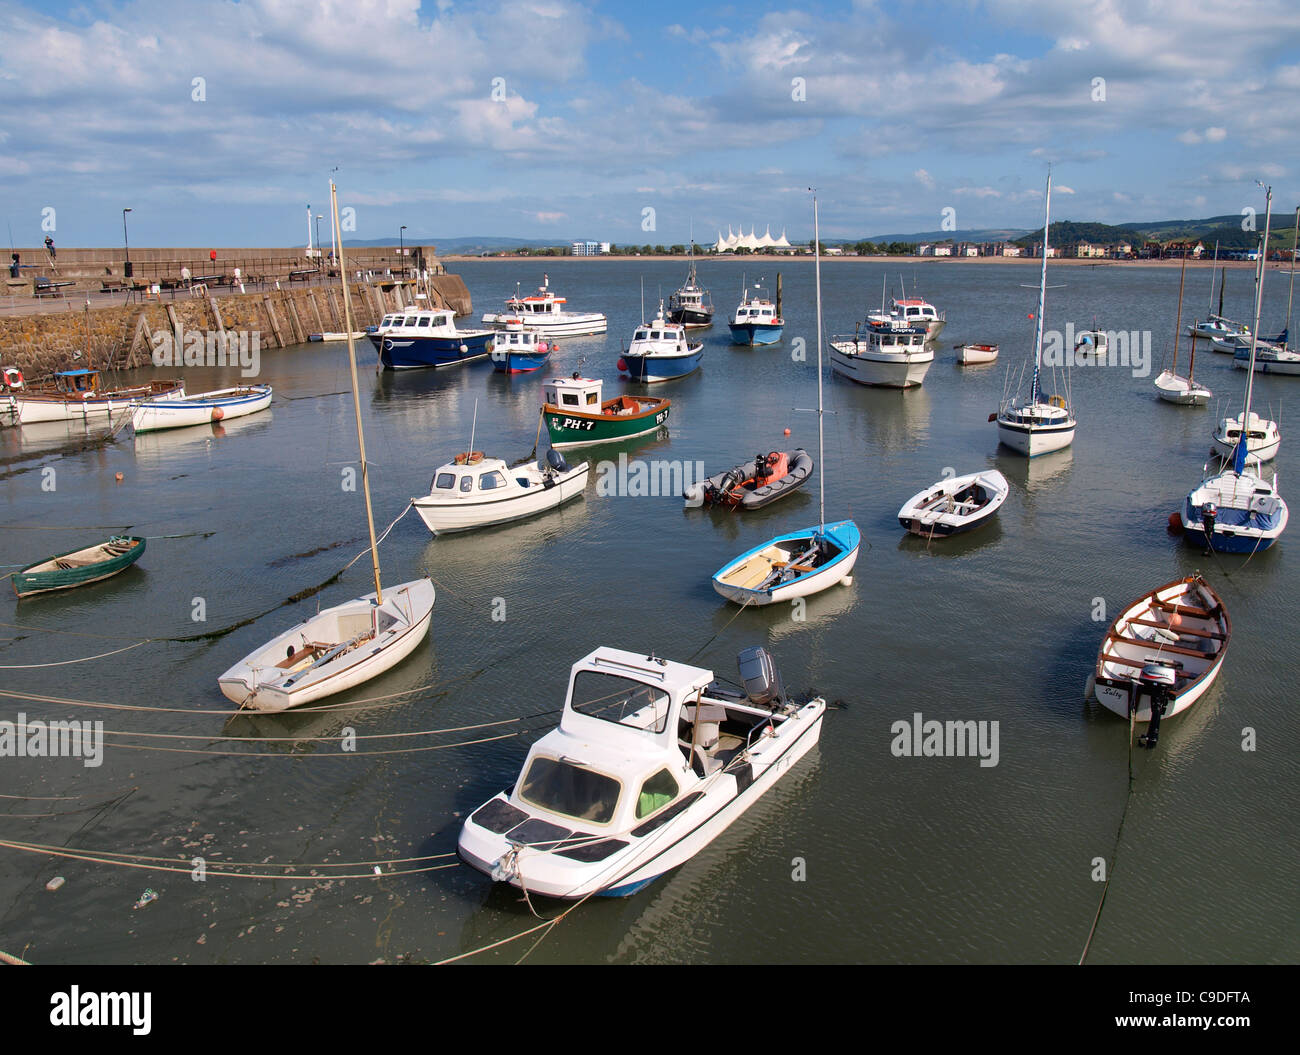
737;646;785;709
714;469;741;503
754;453;770;481
1136;663;1176;749
546;448;570;473
1200;502;1217;552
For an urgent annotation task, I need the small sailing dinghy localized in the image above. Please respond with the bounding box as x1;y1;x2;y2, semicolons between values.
685;448;813;510
412;449;589;535
1092;576;1230;747
712;195;860;607
1153;255;1212;405
957;343;999;365
897;470;1008;537
131;385;273;433
457;645;825;899
218;182;434;712
13;536;145;598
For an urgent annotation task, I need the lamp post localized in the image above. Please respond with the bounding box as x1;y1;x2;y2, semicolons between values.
399;225;407;278
122;207;133;278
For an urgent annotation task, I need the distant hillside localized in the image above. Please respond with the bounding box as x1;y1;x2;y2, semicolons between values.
860;227;1030;244
341;236;565;255
1012;221;1143;248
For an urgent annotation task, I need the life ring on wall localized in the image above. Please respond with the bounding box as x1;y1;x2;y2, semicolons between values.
1;367;22;389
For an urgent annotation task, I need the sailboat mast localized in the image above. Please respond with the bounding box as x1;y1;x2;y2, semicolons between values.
1236;185;1272;474
1286;206;1298;339
814;193;825;531
1031;169;1052;407
1207;241;1219;317
1172;253;1187;375
331;180;384;604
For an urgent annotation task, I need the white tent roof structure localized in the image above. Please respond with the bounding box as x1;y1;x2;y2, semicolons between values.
713;223;791;252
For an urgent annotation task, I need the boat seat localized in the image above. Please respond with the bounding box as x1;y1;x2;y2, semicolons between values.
1125;617;1224;641
1107;631;1213;659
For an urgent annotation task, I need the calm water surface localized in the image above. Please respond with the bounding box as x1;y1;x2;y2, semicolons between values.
0;259;1294;964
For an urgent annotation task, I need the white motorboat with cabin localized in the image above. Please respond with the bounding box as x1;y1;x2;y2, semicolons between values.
412;448;589;535
457;645;825;899
1211;410;1280;462
368;307;497;370
994;171;1076;457
830;319;934;388
868;294;945;339
728;280;783;345
482;274;607;338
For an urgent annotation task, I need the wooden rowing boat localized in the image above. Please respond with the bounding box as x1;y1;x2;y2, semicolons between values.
13;536;146;597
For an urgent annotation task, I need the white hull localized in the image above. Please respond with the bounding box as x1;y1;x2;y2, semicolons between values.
1093;577;1230;723
1233;354;1300;375
413;462;589;534
958;345;998;364
1153;371;1211;405
482;312;606;338
218;579;435;711
996;418;1075;457
459;700;824;899
712;543;859;607
828;344;933;388
311;331;367;341
1212;414;1280;462
18;394;157;425
131;386;272;433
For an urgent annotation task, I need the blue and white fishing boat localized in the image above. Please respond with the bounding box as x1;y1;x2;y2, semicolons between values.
1181;184;1289;553
369;308;497;371
618;303;704;383
489;319;554;374
728;281;783;345
713;196;861;607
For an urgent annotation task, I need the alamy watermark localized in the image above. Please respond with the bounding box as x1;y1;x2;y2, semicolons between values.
151;323;261;376
1042;323;1150;377
0;714;104;768
595;453;707;503
890;711;999;767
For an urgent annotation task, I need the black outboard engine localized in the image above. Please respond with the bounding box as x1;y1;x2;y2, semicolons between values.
1200;502;1218;553
754;453;769;481
714;469;741;503
1136;663;1176;749
546;448;570;473
737;646;785;709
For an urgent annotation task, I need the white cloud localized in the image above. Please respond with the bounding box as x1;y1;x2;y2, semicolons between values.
914;168;936;189
1205;127;1227;142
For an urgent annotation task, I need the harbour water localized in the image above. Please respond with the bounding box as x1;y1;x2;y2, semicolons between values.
1;258;1294;964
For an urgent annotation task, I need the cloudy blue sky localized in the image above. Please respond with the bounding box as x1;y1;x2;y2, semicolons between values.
2;0;1298;247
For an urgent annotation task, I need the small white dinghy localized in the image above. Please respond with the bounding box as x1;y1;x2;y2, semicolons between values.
412;448;588;535
218;580;435;711
958;343;998;365
897;469;1009;537
131;385;272;433
458;645;825;899
1092;576;1230;748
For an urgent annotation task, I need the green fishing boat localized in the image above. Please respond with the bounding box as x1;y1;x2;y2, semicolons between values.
13;536;146;598
542;374;670;449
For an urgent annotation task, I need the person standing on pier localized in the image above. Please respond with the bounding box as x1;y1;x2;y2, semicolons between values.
9;253;18;278
44;235;55;259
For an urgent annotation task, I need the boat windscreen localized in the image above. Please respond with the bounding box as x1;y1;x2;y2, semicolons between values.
571;671;670;733
519;756;621;825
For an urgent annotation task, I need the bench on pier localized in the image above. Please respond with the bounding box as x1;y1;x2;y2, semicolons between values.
32;278;76;298
100;279;130;293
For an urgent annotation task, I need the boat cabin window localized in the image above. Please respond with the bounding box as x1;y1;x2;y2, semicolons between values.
561;392;580;406
459;475;473;493
417;316;431;327
571;671;670;734
478;470;505;490
635;769;679;819
651;331;661;339
434;472;456;490
635;330;648;341
519;756;621;825
586;392;599;405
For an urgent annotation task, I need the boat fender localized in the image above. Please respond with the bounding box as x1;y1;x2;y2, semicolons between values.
617;357;629;373
211;406;225;421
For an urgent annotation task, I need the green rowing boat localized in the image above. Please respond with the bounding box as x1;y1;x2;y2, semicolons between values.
12;536;146;598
